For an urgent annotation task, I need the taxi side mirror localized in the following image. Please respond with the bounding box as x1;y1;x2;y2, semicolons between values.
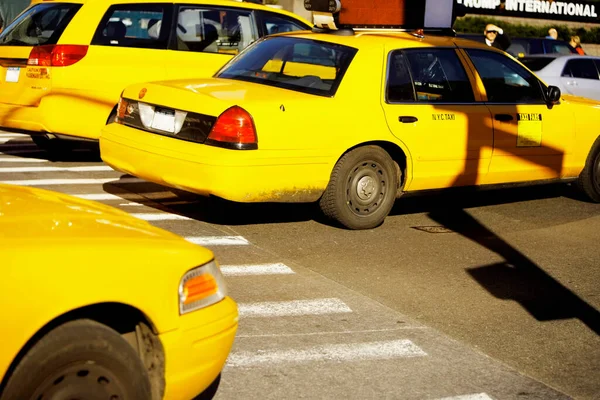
547;85;561;104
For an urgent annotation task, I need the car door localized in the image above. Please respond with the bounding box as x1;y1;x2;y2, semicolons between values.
382;48;494;191
164;5;259;80
464;49;574;184
560;58;600;101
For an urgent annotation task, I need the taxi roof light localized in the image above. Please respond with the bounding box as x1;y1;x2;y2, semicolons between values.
27;44;88;67
207;106;258;150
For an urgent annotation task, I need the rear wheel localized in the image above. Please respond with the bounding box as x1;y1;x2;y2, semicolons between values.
31;134;77;155
319;146;399;230
2;319;152;400
576;139;600;203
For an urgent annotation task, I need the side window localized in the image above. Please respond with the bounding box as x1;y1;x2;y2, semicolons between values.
402;49;474;103
175;7;258;55
467;49;545;104
545;40;575;55
91;4;171;49
386;51;415;102
0;3;81;46
561;59;599;80
260;12;307;36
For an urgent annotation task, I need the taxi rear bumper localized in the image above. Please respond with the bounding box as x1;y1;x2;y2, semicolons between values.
0;92;114;140
100;123;331;203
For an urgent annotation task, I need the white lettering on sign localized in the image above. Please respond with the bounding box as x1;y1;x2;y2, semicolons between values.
458;0;598;18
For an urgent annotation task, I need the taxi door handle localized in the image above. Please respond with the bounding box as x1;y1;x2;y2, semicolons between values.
399;116;418;123
494;114;514;122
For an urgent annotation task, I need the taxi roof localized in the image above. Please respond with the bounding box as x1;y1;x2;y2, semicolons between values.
29;0;310;22
279;29;496;52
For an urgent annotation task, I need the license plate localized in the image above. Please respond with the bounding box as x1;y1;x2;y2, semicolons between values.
5;67;20;83
151;110;175;133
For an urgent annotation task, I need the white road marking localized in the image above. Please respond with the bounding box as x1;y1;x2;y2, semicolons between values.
0;166;112;173
0;157;48;163
74;193;128;201
119;203;144;206
436;394;494;400
186;236;250;246
0;177;143;186
226;339;427;368
0;133;28;137
74;191;176;201
220;263;295;276
238;298;351;318
0;137;31;144
131;213;191;221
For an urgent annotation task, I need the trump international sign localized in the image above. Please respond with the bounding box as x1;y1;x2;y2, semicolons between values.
456;0;599;23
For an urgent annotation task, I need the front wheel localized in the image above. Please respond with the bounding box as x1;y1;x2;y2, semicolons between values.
319;146;399;230
2;319;152;400
576;139;600;203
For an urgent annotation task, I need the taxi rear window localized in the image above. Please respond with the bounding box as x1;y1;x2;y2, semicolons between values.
0;3;81;46
217;37;357;97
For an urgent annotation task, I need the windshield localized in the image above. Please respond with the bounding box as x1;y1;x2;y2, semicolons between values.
0;3;81;46
217;36;357;97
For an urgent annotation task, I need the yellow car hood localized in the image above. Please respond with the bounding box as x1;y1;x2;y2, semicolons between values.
0;184;181;241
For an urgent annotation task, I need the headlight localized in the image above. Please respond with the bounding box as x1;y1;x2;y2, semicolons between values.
179;260;227;315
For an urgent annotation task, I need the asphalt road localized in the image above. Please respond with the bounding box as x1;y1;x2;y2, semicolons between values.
1;133;598;400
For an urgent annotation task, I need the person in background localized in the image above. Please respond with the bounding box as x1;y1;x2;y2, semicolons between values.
569;35;586;55
546;28;558;40
484;24;511;51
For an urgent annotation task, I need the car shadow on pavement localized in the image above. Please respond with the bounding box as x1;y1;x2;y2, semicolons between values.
0;140;102;162
429;208;600;336
389;182;577;217
102;177;322;226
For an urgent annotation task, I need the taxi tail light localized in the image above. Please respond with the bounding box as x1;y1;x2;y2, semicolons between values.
179;260;227;314
27;45;88;67
207;106;258;150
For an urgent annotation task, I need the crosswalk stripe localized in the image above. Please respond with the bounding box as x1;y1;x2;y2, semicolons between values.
0;136;31;144
238;298;351;318
186;236;250;246
74;193;128;201
220;263;295;276
131;213;191;221
0;137;31;144
0;133;28;137
437;394;494;400
0;157;48;163
0;177;143;186
0;166;112;173
226;339;427;367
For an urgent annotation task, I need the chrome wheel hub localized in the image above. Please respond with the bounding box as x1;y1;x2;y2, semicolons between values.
357;176;377;201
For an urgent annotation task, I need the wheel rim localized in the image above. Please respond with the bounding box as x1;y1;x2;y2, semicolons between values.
32;362;127;400
345;160;389;217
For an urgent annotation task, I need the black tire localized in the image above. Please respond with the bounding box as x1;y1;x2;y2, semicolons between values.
1;319;152;400
31;134;76;155
193;373;221;400
320;146;399;230
576;138;600;203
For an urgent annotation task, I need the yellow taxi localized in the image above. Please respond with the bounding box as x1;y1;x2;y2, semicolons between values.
99;30;600;230
0;184;238;399
0;0;310;153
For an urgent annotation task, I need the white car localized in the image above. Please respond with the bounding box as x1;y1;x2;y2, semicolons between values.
521;55;600;100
